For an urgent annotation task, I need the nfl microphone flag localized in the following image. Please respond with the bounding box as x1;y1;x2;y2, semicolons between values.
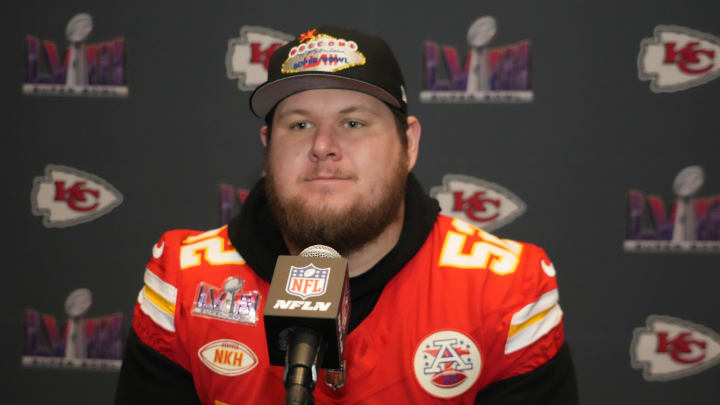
264;253;350;369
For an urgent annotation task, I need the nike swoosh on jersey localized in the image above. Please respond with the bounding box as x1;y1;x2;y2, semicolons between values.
153;241;165;259
541;259;556;277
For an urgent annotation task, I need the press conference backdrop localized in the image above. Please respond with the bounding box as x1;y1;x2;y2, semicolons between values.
3;0;719;403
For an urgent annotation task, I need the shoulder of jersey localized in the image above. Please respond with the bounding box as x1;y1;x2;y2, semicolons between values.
149;225;245;270
434;214;543;276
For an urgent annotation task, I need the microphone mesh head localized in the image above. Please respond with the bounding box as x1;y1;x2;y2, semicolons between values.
299;245;341;259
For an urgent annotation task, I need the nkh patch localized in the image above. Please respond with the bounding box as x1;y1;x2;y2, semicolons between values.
198;339;258;376
282;32;365;74
413;330;482;399
286;264;330;300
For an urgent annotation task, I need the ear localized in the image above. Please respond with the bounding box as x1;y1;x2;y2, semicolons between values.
260;125;269;148
405;116;421;171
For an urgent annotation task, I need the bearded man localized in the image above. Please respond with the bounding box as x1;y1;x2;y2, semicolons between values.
115;26;578;405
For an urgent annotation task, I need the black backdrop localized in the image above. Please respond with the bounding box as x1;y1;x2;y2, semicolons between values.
3;1;719;403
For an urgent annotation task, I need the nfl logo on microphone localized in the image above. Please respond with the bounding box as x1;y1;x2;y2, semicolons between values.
286;264;330;300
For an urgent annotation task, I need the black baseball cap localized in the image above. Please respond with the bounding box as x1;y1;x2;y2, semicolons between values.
249;26;408;120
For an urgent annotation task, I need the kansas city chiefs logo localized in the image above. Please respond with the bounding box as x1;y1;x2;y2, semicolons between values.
31;165;123;228
638;25;720;93
631;315;720;381
226;26;293;90
430;174;526;232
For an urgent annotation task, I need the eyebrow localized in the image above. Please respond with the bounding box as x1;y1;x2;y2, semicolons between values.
276;105;380;121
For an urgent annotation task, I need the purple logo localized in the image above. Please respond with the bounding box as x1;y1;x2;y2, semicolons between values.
22;288;124;370
624;166;720;253
421;16;532;103
286;264;330;300
192;277;260;325
23;13;128;97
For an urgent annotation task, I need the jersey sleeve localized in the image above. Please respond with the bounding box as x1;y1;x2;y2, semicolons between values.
114;230;201;404
500;245;565;374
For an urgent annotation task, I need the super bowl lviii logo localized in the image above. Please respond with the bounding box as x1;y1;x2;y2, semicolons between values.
226;26;293;90
638;25;720;92
24;13;128;97
23;288;125;370
31;165;123;228
631;315;720;381
421;16;532;103
624;166;719;252
219;183;249;226
431;174;526;232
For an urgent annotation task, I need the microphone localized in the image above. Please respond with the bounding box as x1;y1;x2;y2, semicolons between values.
264;245;351;405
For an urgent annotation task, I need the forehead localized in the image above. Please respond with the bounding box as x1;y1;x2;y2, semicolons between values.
273;88;392;119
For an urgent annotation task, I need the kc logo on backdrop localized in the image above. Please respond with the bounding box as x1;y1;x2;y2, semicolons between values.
631;315;720;381
421;16;532;103
31;164;123;228
431;174;526;232
624;165;720;253
226;26;294;90
24;13;128;97
638;25;720;92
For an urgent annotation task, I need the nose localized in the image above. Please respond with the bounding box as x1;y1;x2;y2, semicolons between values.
309;125;341;162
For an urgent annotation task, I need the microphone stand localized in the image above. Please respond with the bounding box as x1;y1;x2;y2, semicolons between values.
284;327;324;405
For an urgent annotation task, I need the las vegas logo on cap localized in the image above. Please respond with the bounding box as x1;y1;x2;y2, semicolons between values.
638;25;720;92
281;29;366;74
31;164;123;228
413;330;482;398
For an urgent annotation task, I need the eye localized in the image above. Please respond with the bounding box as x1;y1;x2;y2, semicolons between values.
345;120;364;129
291;121;310;130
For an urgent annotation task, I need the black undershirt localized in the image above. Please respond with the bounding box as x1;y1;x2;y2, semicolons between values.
226;173;440;333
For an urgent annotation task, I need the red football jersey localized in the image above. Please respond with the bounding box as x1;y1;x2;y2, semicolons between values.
133;215;565;404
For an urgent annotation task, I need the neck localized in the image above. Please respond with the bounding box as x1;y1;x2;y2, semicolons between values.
284;202;405;278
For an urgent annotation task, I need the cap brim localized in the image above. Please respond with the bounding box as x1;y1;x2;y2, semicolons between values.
250;73;401;119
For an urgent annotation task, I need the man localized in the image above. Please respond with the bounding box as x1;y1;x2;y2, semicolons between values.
115;26;578;404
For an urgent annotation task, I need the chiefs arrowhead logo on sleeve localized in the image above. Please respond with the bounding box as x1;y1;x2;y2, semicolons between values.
31;164;123;228
638;25;720;92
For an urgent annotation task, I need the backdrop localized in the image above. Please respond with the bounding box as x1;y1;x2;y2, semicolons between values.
3;1;719;403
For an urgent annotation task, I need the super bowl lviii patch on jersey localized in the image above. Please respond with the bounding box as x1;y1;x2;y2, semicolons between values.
413;330;482;399
192;278;260;325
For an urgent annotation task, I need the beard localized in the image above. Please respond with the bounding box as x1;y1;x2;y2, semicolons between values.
264;153;408;256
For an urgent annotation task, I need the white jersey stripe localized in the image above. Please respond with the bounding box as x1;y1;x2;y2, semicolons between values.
505;304;563;354
144;268;177;303
510;289;559;326
137;288;176;332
